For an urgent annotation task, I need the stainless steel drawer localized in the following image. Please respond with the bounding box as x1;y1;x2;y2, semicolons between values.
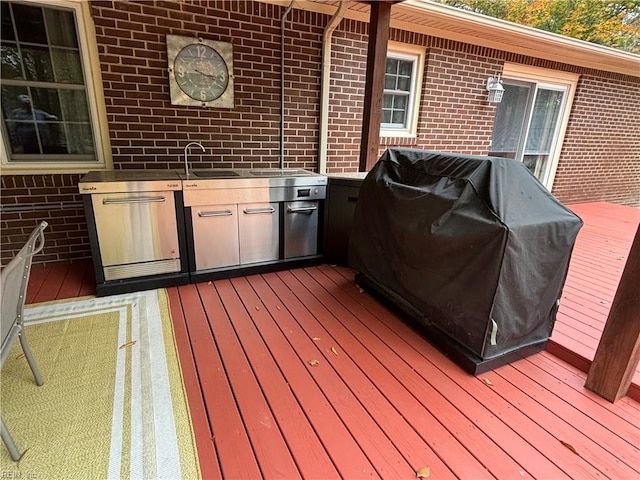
91;192;180;270
239;202;280;264
192;204;240;270
284;201;319;258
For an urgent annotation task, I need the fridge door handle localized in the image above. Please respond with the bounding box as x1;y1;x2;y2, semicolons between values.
102;196;166;205
287;205;318;214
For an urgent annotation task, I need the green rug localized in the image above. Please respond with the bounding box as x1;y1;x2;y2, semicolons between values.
1;289;201;479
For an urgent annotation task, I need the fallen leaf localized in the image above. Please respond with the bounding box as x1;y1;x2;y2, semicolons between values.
208;281;212;285
312;337;321;341
276;305;281;310
600;300;608;305
308;359;320;367
255;305;260;311
416;466;431;478
358;287;364;293
482;377;494;386
331;346;339;356
119;340;137;350
15;353;25;360
559;440;579;456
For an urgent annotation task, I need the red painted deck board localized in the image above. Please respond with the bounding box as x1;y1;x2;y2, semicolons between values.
19;201;640;479
166;287;222;480
231;275;380;479
321;266;595;479
206;279;340;479
175;283;263;480
552;202;640;388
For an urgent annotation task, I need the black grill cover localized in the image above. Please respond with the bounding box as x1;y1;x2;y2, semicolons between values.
349;148;583;361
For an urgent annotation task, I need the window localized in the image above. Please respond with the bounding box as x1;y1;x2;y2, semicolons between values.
489;64;578;189
0;0;109;173
380;42;425;138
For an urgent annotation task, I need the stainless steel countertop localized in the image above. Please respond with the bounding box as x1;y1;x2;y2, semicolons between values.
79;170;183;194
78;168;328;194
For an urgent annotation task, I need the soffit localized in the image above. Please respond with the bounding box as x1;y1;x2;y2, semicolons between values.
264;0;640;78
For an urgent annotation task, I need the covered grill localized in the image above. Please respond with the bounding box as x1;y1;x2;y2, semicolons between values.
349;148;583;374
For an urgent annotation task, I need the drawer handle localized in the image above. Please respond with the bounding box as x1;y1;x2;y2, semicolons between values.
102;196;166;205
287;206;318;214
198;210;233;217
243;207;275;215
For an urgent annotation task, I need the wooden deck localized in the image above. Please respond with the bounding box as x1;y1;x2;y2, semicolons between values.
20;201;640;479
168;265;640;479
549;202;640;390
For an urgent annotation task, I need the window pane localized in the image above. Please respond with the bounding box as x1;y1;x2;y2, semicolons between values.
1;44;23;79
525;89;563;154
21;46;54;82
1;3;15;41
52;48;84;84
392;110;405;124
398;60;412;76
490;83;530;155
397;76;410;91
383;94;393;108
3;88;59;154
384;74;396;90
1;85;29;119
1;1;98;166
394;95;407;110
385;58;398;74
60;90;90;121
30;88;62;119
13;4;47;45
67;123;95;154
382;109;392;124
45;9;78;48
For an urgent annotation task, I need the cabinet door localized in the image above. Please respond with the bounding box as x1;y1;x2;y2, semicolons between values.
239;202;280;264
91;192;180;266
192;204;239;270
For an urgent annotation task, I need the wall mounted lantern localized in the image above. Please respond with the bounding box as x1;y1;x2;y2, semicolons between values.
486;74;505;104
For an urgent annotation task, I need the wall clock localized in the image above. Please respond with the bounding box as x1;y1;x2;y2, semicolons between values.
166;34;234;108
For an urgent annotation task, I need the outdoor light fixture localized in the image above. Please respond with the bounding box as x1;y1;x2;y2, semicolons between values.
486;74;505;104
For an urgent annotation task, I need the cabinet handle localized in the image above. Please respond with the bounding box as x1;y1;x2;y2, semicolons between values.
102;196;166;205
243;207;275;215
198;210;233;217
287;206;318;214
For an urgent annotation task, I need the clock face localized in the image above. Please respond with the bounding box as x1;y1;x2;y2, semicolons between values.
174;44;229;101
166;35;234;108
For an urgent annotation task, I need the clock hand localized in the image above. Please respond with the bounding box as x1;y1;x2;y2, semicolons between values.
195;69;217;79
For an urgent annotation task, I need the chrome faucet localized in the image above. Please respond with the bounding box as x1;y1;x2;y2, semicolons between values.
184;141;206;177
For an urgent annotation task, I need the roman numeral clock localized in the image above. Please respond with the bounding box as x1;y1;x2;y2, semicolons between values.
166;34;234;108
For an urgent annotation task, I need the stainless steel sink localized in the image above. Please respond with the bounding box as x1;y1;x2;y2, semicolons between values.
249;169;313;177
192;170;241;178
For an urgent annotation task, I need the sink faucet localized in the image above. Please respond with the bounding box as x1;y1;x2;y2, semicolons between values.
184;141;206;177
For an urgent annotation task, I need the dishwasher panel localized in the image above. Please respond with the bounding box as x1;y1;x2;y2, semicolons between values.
192;204;240;270
239;202;280;264
91;191;181;280
284;200;319;258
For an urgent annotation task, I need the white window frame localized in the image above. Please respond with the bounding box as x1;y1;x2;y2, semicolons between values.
500;63;579;190
380;41;425;139
0;0;112;174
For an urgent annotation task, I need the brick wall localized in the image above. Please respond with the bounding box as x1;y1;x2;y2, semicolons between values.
552;73;640;205
325;24;501;173
94;0;323;171
1;0;638;266
0;174;90;266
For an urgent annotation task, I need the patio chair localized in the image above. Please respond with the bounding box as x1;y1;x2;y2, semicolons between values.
1;221;47;461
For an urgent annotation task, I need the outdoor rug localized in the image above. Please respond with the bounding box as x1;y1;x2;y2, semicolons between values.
0;289;200;479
